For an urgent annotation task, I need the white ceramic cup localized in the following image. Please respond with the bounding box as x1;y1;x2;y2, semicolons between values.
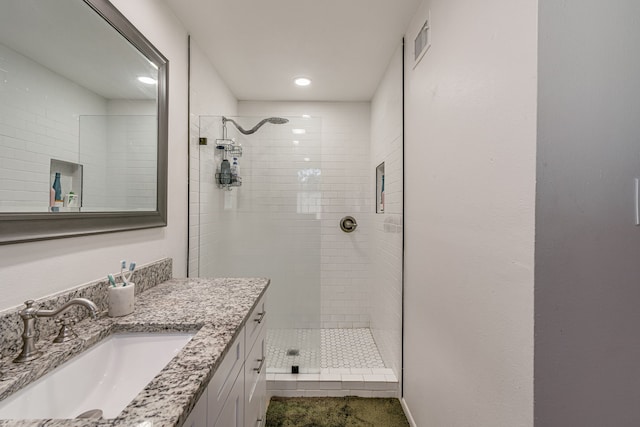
108;283;135;317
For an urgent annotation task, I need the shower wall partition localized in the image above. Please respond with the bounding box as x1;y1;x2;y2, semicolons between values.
198;115;322;373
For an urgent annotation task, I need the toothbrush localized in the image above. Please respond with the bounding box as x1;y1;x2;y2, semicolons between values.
121;260;136;286
126;261;136;284
120;260;128;286
107;274;117;288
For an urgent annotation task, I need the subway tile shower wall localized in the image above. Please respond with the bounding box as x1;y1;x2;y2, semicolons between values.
0;44;102;211
0;44;156;212
193;102;373;330
369;45;404;380
239;102;373;330
188;112;201;277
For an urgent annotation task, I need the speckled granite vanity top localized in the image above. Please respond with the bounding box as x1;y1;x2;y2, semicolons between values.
0;277;269;427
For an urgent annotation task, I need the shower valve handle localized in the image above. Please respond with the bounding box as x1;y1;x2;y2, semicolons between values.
340;216;358;233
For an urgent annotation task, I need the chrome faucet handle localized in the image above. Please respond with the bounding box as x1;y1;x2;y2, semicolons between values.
14;297;98;363
14;300;43;363
20;300;39;319
53;317;78;343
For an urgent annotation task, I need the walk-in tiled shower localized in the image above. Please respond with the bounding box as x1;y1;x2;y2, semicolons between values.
191;98;403;397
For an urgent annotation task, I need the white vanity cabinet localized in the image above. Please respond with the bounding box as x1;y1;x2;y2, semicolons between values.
183;391;207;427
182;292;268;427
244;325;267;427
208;328;245;426
243;292;268;427
213;368;244;427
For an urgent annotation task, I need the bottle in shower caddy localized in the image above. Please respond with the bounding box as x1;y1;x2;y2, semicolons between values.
219;159;231;185
230;157;240;183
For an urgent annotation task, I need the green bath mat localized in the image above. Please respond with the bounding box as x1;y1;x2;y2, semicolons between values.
265;396;410;427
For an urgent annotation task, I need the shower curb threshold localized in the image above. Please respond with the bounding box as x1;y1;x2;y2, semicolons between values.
267;369;399;398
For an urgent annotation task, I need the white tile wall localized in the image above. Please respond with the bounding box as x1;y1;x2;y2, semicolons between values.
187;39;238;277
0;42;107;211
369;44;404;381
267;370;399;399
190;98;401;377
80;113;156;210
198;115;323;331
105;101;157;210
239;102;373;329
0;42;158;212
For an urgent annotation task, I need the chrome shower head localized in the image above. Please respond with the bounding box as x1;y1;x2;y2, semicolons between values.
222;116;289;135
266;117;289;125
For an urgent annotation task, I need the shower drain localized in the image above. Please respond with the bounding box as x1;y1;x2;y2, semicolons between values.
286;349;300;356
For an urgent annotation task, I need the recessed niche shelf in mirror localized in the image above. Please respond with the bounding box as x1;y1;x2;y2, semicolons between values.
0;0;168;244
50;159;83;212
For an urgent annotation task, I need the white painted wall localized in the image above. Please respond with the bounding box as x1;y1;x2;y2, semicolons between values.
369;44;403;381
403;0;537;425
187;39;238;277
0;0;190;310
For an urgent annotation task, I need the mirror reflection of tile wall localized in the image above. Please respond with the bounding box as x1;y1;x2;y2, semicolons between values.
79;114;157;212
0;44;157;212
0;43;103;212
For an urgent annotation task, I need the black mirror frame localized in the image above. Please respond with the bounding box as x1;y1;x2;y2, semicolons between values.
0;0;168;245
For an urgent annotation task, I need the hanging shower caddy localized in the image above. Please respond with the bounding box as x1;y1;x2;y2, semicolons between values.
201;115;290;191
200;117;243;190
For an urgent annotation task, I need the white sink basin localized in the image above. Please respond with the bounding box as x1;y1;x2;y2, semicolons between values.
0;332;194;419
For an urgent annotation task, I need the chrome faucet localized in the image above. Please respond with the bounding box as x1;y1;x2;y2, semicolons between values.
13;298;99;363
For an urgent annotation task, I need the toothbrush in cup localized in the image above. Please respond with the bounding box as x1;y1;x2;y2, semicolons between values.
120;260;127;286
127;261;136;285
121;260;136;286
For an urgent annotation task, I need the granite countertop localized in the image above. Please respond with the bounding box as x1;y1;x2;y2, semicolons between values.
0;277;270;427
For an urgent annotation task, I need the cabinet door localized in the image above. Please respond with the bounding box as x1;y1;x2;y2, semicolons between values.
183;388;207;427
213;371;244;427
208;327;245;426
245;325;267;427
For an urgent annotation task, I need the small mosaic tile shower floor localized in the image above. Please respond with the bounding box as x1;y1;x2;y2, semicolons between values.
266;328;386;373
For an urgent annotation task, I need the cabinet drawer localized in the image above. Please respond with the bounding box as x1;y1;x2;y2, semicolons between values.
246;293;267;352
207;327;244;426
212;369;244;427
245;324;267;427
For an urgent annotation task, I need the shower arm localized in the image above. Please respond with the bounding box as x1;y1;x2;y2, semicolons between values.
222;117;286;135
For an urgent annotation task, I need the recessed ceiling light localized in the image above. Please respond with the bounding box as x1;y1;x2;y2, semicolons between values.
137;76;157;85
302;114;311;118
293;140;300;145
304;157;311;162
292;128;306;135
294;77;311;87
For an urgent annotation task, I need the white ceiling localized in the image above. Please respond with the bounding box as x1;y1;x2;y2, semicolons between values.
165;0;420;101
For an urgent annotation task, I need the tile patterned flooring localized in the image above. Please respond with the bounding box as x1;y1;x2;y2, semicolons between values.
267;328;386;371
267;328;398;398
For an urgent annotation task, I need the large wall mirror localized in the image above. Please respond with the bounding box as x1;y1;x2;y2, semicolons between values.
0;0;168;244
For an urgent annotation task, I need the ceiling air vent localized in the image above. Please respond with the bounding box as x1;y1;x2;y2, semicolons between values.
413;12;431;68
